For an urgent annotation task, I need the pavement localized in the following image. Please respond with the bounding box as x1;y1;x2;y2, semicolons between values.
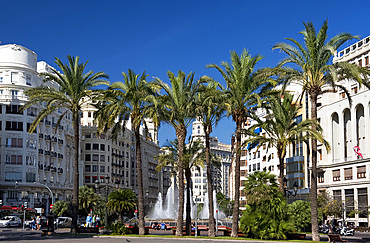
1;227;369;243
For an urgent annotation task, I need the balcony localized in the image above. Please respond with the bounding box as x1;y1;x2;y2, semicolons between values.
51;152;57;158
51;167;57;173
52;123;56;128
38;164;44;170
38;149;44;154
45;151;51;156
58;168;63;173
45;135;51;141
45;120;51;126
58;125;64;130
52;137;57;143
39;133;44;139
58;139;64;145
58;153;63;159
45;166;51;171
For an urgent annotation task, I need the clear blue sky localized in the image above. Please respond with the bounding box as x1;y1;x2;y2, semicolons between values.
1;0;369;146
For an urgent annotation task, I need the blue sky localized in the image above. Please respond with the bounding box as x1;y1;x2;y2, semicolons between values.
1;0;369;146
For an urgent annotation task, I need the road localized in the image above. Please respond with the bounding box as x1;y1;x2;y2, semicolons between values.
1;228;369;243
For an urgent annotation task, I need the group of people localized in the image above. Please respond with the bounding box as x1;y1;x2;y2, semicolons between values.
30;216;42;230
85;213;100;227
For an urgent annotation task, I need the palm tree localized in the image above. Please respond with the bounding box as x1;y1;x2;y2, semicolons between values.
78;186;103;215
194;78;225;237
156;138;205;235
52;200;70;217
107;189;136;223
207;50;276;237
94;69;159;235
153;70;204;236
23;55;109;233
272;20;370;241
243;93;330;193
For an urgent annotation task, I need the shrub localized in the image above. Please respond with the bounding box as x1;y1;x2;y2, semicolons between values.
111;221;128;235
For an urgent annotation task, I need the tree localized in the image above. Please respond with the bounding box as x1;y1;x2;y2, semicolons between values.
23;55;108;233
154;71;204;236
194;78;225;237
207;50;276;237
78;186;103;215
94;69;158;235
240;171;294;240
243;93;329;193
107;189;136;223
287;200;311;232
52;200;70;217
156;138;205;235
273;20;370;240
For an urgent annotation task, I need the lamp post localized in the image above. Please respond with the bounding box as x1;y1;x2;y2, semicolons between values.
194;189;200;238
216;197;229;234
95;176;110;233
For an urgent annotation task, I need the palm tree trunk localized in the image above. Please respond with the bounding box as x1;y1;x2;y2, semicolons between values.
309;92;319;241
175;125;186;236
134;124;145;235
205;130;215;237
185;168;192;235
278;151;285;193
71;112;80;234
231;118;242;237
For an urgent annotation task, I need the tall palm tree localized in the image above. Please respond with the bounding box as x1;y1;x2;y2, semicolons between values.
273;20;370;241
78;186;103;215
23;55;109;233
153;70;204;236
194;78;225;237
243;93;330;193
156;138;205;235
94;69;159;235
107;189;136;223
207;50;276;237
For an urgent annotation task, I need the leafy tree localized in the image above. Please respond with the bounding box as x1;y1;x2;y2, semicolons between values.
273;20;370;240
107;189;136;223
195;78;226;237
240;171;294;240
287;200;311;232
23;56;108;233
94;69;158;235
52;200;70;217
243;93;329;192
154;71;204;236
78;186;103;215
208;50;276;237
317;190;342;223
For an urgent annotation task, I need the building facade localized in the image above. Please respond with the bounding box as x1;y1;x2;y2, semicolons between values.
0;44;74;210
317;35;370;226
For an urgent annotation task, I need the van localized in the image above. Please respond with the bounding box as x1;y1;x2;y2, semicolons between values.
56;217;72;228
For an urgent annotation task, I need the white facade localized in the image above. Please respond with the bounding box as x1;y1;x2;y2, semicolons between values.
317;35;370;227
0;44;74;210
190;119;232;203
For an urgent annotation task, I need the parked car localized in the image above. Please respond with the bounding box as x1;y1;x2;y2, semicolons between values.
55;217;72;228
0;216;22;227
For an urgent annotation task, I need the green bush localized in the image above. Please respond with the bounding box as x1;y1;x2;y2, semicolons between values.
111;221;128;235
287;200;311;232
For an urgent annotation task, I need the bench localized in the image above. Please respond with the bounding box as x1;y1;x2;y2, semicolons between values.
328;234;348;243
76;227;99;234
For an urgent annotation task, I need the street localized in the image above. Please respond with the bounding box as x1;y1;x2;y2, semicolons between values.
1;228;370;243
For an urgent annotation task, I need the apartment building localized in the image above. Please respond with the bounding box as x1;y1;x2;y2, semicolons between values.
317;35;370;227
0;44;74;210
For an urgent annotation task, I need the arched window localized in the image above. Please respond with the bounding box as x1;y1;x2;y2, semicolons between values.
332;113;340;161
343;109;351;159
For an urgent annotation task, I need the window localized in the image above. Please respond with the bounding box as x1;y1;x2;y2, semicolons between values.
352;86;358;94
85;133;91;138
11;90;18;97
100;155;105;162
0;72;3;83
93;143;99;150
6;105;22;114
365;56;369;66
88;112;92;118
359;59;363;67
5;172;22;181
345;189;355;217
333;170;340;181
6;138;23;147
257;163;260;170
85;154;91;161
6;155;22;165
26;75;31;85
241;171;246;176
358;188;368;218
318;149;322;160
26;156;36;166
11;72;19;83
318;172;324;183
85;165;91;172
92;154;99;161
100;144;105;151
26;172;36;182
85;143;91;150
344;168;353;180
100;166;105;172
92;165;98;172
5;121;23;131
357;166;366;179
85;176;91;183
253;164;256;171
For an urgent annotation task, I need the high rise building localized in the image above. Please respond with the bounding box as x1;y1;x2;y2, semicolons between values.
0;44;74;210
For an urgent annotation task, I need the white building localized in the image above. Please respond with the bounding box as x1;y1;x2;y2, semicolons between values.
190;119;232;203
317;35;370;227
0;44;74;210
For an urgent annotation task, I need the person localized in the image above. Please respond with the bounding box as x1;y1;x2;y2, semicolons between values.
96;215;100;228
86;214;92;227
92;215;96;227
36;216;41;230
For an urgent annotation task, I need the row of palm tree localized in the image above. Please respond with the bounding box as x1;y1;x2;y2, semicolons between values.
23;20;370;239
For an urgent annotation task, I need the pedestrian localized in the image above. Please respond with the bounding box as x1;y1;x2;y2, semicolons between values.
86;214;92;227
96;215;100;228
92;215;96;227
36;216;41;230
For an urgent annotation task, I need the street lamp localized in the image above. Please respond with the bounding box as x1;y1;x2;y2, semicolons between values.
216;197;229;234
95;176;110;233
194;189;200;238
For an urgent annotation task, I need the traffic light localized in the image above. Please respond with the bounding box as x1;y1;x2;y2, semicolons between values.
21;204;24;210
0;199;2;207
24;202;28;208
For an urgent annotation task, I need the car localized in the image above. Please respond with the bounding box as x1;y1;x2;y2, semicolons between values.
55;217;72;228
0;216;22;227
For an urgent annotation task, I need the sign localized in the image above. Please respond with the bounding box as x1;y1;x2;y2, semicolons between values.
50;204;53;209
134;209;138;213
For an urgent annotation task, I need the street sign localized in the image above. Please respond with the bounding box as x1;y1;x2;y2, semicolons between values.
50;204;53;209
134;209;138;213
